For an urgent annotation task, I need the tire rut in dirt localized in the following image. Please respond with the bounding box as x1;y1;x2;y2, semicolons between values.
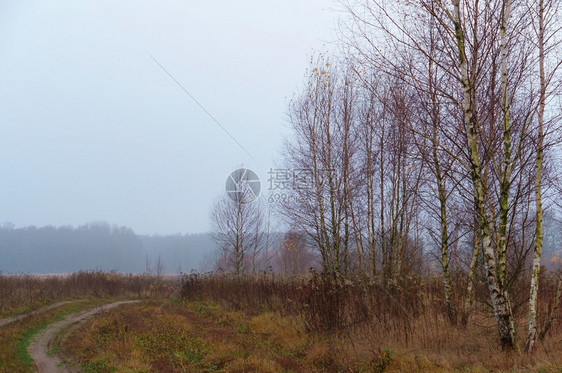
28;300;140;373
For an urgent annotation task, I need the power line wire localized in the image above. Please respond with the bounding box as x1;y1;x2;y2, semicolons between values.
147;52;256;162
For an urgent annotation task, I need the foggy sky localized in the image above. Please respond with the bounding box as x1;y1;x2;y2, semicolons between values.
0;1;338;234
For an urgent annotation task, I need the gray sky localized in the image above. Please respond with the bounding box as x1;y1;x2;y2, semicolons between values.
0;0;338;234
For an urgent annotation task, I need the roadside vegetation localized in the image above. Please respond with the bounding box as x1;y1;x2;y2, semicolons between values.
0;271;175;318
52;272;562;372
0;272;173;372
0;299;107;372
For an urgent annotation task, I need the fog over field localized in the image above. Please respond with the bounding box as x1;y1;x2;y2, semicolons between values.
0;0;336;237
0;1;337;274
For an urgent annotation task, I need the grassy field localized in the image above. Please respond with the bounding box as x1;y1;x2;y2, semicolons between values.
1;271;561;372
62;300;309;372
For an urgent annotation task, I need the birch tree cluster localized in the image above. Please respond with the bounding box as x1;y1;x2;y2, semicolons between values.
275;0;562;351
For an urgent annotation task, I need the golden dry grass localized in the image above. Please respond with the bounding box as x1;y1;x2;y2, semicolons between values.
58;296;562;372
3;271;560;372
60;300;318;372
175;272;562;372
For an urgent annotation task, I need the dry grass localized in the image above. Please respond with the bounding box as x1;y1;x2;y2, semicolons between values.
176;271;562;372
61;300;315;372
0;271;176;318
5;270;560;372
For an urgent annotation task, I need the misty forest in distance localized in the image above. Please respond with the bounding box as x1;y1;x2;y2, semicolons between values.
0;221;216;274
0;213;560;274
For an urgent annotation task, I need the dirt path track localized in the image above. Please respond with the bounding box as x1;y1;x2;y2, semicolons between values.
0;301;80;328
28;300;140;373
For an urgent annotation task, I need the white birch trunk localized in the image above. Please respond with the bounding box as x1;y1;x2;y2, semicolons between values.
452;0;516;349
525;0;546;353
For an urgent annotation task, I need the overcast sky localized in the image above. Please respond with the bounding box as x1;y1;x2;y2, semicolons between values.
0;1;339;234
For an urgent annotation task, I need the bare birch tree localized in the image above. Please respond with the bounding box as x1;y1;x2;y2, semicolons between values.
278;56;359;274
340;0;550;349
525;0;562;352
211;175;265;275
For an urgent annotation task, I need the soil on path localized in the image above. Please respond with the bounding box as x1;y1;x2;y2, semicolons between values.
28;300;140;373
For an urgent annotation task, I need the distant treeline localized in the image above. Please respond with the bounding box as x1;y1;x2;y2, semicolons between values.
0;222;216;274
0;216;559;274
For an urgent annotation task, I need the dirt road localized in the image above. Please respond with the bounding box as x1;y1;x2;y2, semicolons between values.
28;300;140;373
0;301;81;328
